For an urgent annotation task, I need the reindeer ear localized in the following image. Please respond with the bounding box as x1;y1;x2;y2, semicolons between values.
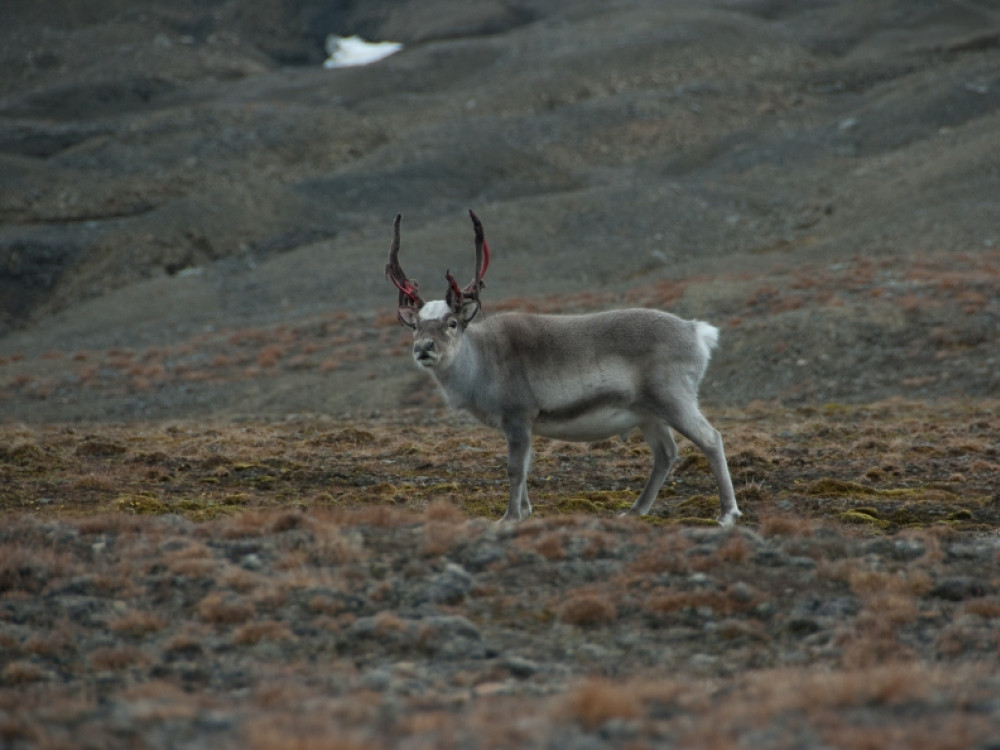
397;306;419;328
445;272;480;324
460;298;481;324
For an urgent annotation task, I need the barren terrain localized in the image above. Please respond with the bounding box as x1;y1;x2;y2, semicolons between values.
3;400;1000;748
2;0;1000;747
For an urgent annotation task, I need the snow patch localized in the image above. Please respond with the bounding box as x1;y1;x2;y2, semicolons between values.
323;35;402;69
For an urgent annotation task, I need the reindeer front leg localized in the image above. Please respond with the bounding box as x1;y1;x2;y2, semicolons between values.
500;419;533;522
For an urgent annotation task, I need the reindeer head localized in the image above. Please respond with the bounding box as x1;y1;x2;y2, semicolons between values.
385;210;490;370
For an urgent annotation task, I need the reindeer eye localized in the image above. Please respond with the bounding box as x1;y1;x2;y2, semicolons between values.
448;319;459;330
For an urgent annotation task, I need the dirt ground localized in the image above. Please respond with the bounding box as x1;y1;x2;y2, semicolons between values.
1;1;999;747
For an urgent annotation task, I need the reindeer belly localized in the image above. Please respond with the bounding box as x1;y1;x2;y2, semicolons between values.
534;406;641;442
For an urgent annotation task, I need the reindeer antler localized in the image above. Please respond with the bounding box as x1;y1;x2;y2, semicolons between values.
385;214;424;327
445;209;491;320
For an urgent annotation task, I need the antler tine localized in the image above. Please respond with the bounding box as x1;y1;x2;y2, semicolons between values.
445;209;491;320
445;269;463;303
384;214;402;285
468;209;490;295
389;213;401;262
385;213;424;325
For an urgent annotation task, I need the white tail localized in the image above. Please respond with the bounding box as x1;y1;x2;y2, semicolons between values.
696;321;720;359
386;212;741;526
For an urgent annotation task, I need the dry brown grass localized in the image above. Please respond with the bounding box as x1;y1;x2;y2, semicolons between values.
530;528;569;561
90;645;150;671
0;397;998;748
758;514;816;537
247;722;377;750
963;598;1000;619
557;590;619;627
627;530;693;575
109;611;166;638
1;660;48;685
0;542;78;594
644;588;753;619
553;662;995;750
3;397;998;531
420;519;472;558
0;495;997;749
196;592;255;625
561;678;644;730
233;620;295;645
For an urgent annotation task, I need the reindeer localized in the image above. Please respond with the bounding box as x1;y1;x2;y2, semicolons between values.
385;211;741;525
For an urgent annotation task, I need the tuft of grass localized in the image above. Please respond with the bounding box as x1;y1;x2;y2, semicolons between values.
533;530;568;561
233;620;295;646
806;478;879;497
557;591;618;627
116;492;168;515
109;611;166;638
1;442;46;465
75;440;127;458
197;592;255;625
963;598;1000;619
554;497;602;515
759;514;815;537
1;660;49;685
420;520;467;558
561;678;642;731
839;509;889;528
0;543;76;594
90;646;149;671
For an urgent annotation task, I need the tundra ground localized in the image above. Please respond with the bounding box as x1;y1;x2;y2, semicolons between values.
2;399;999;749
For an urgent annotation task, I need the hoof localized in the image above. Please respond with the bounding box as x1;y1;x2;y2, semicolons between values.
717;509;743;527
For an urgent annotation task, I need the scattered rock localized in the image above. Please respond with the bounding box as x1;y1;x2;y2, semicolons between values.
931;577;994;601
501;655;539;679
426;562;474;605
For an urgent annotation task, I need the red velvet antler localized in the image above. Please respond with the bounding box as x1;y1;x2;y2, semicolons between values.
445;209;490;320
384;214;424;327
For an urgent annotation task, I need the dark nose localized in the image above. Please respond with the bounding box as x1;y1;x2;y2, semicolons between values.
414;340;435;357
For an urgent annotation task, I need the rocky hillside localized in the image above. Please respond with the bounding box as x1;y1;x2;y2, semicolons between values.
2;0;999;421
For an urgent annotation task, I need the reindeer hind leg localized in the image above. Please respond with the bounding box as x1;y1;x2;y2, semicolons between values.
654;392;741;526
624;419;678;517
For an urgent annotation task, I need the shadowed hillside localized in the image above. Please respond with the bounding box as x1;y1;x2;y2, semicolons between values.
1;0;998;420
